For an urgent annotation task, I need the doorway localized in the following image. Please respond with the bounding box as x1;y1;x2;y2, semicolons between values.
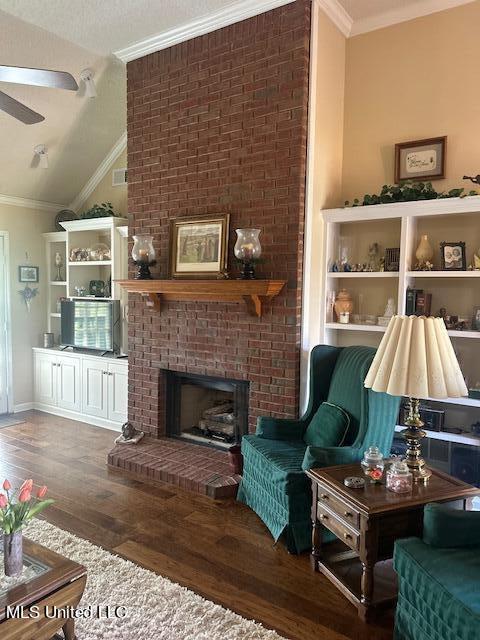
0;233;12;414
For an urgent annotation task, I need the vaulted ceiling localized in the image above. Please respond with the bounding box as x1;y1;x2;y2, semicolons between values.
0;0;475;205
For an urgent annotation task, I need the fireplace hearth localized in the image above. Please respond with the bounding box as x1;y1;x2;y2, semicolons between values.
165;371;249;449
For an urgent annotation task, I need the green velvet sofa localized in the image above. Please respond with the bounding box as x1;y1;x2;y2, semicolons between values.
394;503;480;640
237;345;401;553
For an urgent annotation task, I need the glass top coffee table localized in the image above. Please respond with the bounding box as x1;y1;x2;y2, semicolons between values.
0;536;86;640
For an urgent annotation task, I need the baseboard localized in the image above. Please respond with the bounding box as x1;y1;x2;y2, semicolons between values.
33;403;122;432
13;402;35;413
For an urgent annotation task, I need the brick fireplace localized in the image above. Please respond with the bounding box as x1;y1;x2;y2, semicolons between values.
108;0;311;495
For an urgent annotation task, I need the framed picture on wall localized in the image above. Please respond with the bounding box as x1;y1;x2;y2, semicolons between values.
440;241;466;271
18;265;39;282
169;214;230;279
395;136;447;182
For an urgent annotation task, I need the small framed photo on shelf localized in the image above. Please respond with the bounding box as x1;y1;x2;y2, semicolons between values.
440;241;466;271
18;265;39;282
394;136;447;183
472;306;480;331
169;214;230;279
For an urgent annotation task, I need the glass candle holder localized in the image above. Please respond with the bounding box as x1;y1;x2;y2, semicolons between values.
361;446;385;482
234;229;262;279
386;460;413;493
132;234;156;280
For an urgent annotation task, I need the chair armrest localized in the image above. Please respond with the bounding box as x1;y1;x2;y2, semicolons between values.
423;503;480;549
256;416;306;441
302;445;362;471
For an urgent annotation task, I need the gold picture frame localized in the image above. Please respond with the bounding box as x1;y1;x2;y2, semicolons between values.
169;214;230;279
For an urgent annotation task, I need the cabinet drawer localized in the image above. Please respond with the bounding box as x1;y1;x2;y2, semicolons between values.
316;503;359;551
317;485;360;529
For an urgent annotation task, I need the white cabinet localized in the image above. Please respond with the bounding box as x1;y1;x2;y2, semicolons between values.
82;359;127;423
34;351;81;411
107;362;128;423
33;349;127;430
82;358;108;419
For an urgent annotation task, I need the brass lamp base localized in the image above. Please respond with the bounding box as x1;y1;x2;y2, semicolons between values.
401;397;432;484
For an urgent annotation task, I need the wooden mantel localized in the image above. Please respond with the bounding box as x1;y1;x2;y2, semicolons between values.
117;279;286;317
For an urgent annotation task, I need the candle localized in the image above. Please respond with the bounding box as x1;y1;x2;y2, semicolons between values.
138;249;149;262
241;243;255;260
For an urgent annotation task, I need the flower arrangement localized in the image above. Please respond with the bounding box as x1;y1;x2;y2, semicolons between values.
0;479;53;534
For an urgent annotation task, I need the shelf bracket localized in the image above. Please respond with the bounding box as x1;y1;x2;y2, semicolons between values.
142;293;161;311
243;294;263;317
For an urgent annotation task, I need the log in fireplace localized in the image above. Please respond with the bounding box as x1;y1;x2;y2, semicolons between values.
165;371;249;449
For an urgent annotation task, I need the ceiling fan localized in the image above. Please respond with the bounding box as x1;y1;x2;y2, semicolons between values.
0;65;78;125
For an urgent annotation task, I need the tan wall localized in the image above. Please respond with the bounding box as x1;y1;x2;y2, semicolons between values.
81;147;127;218
342;2;480;203
0;205;56;408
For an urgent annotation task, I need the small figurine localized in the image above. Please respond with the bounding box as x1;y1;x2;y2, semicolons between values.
331;261;339;272
344;262;352;272
463;174;480;186
121;422;137;440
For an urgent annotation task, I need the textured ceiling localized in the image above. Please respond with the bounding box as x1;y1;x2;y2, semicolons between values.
0;10;125;205
0;0;235;56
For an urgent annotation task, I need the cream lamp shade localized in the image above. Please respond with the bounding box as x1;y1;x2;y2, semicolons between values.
364;315;468;399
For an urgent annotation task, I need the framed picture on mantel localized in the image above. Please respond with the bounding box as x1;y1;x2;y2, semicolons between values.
169;214;230;279
395;136;447;182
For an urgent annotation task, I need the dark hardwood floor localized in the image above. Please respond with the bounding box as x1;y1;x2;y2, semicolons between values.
0;411;394;640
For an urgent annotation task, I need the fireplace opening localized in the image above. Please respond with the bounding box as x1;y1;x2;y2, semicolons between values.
165;371;249;449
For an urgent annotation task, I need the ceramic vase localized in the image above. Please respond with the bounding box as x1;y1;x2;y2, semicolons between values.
415;235;434;263
334;289;353;320
3;530;23;577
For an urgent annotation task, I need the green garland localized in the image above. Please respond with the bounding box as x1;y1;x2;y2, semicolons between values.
345;181;478;207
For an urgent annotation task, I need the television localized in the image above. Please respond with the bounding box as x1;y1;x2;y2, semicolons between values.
61;299;121;354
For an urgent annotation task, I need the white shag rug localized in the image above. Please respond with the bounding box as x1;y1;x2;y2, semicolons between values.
23;519;286;640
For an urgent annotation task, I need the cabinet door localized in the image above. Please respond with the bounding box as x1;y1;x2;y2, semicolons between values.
34;353;57;406
82;358;108;419
56;356;81;412
107;362;128;424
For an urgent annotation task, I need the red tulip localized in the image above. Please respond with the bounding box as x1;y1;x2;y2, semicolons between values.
37;486;48;499
19;479;33;493
18;488;31;503
0;493;7;508
3;479;11;491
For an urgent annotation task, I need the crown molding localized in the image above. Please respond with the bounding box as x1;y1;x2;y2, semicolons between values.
114;0;296;63
69;131;127;212
351;0;476;37
315;0;352;37
0;194;64;213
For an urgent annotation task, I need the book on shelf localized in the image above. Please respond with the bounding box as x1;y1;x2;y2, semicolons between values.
405;288;432;316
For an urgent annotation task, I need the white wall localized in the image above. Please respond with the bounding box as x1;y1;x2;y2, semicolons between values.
301;5;346;409
0;203;56;410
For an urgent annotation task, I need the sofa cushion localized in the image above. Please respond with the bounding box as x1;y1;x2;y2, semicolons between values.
394;537;480;640
423;503;480;549
303;402;350;447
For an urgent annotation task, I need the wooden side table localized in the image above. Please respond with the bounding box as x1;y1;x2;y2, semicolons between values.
306;464;478;621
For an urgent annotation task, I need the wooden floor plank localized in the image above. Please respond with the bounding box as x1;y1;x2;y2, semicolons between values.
0;411;394;640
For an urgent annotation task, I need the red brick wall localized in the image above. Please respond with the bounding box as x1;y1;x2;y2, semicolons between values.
126;0;311;437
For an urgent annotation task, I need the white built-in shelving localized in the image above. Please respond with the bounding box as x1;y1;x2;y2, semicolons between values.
308;196;480;444
43;217;128;342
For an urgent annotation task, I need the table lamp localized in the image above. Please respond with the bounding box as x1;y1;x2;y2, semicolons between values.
364;315;468;483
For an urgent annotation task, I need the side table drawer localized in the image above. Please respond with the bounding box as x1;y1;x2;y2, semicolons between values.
317;503;360;551
317;485;360;529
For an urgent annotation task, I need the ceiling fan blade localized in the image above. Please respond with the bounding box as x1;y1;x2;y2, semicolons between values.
0;65;78;91
0;90;44;124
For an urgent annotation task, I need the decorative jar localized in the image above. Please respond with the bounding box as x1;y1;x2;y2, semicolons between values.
361;446;385;482
334;289;353;320
415;235;434;263
386;460;413;493
234;229;262;279
132;235;156;280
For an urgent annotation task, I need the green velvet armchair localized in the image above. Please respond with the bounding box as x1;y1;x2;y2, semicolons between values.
394;503;480;640
237;345;401;553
